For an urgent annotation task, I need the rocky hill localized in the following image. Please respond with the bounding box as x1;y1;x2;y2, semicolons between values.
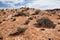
0;7;60;40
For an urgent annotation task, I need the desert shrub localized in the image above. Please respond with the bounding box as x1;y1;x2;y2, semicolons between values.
0;33;3;40
1;9;4;11
32;10;40;15
3;19;6;21
58;22;60;24
48;38;51;40
57;20;60;24
14;12;26;17
24;19;30;25
26;7;29;10
36;17;56;28
0;21;2;24
51;11;56;14
15;9;17;11
0;37;3;40
11;9;13;11
9;27;27;36
17;27;27;33
57;17;60;20
40;28;45;31
12;18;16;21
11;17;16;21
28;17;33;20
58;30;60;32
58;13;60;17
3;12;6;15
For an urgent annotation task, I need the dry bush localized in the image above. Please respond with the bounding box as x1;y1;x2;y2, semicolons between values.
1;9;4;12
14;12;26;17
11;17;16;21
24;19;30;25
36;17;56;28
26;7;29;10
9;27;27;36
3;12;6;15
32;10;40;15
0;21;2;24
0;33;3;40
17;27;27;33
28;17;33;20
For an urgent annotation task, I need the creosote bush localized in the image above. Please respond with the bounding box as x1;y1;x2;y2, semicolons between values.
1;9;4;11
17;27;27;33
11;17;16;21
26;7;29;10
24;19;30;25
3;12;6;15
14;12;26;17
0;22;2;24
32;10;40;15
36;17;56;28
0;33;3;40
58;30;60;32
9;27;27;36
0;37;3;40
28;17;33;20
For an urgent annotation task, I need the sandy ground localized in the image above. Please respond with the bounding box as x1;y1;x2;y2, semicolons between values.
0;7;60;40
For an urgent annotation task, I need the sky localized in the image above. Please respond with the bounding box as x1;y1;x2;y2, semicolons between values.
0;0;60;10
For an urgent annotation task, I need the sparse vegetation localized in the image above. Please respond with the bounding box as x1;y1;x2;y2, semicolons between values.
32;10;40;15
0;37;3;40
3;19;6;21
1;9;4;12
0;22;2;24
36;17;56;28
17;27;27;33
57;17;60;20
0;7;60;40
57;20;60;24
51;11;56;14
9;27;27;36
26;7;29;10
11;17;16;21
40;28;45;31
28;17;33;20
14;12;26;17
0;33;3;40
24;19;30;25
3;12;6;15
15;9;17;11
58;30;60;32
58;13;60;17
48;38;51;40
58;22;60;24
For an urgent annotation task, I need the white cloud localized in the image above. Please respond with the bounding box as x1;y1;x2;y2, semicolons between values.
0;0;24;4
26;0;60;10
0;0;60;9
0;0;25;8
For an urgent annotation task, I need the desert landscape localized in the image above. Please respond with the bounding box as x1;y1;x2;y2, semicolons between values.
0;7;60;40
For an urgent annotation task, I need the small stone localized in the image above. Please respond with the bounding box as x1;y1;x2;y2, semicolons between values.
40;28;45;31
11;17;16;21
58;30;60;32
12;18;16;21
0;22;2;24
0;37;3;40
57;20;60;24
3;19;6;21
48;38;51;40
